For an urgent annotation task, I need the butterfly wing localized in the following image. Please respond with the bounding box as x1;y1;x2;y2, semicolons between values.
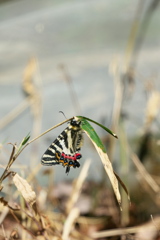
41;119;83;173
41;128;69;166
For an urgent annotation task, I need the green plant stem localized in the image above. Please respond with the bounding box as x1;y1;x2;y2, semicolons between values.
15;117;72;159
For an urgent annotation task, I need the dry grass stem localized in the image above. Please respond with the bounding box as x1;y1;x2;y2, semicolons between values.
14;117;73;161
27;118;72;147
0;206;9;225
66;159;91;214
145;90;160;128
84;128;121;208
109;57;124;159
131;152;160;193
62;207;80;240
94;144;121;208
92;226;137;238
23;57;38;97
109;57;123;131
0;97;31;130
92;217;160;238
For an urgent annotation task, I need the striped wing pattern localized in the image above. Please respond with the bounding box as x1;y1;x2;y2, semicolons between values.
41;119;83;174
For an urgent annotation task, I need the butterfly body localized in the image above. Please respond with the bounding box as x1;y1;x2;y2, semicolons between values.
41;118;83;174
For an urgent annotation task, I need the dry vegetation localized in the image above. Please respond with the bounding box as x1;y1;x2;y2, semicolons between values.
0;56;160;239
0;1;160;239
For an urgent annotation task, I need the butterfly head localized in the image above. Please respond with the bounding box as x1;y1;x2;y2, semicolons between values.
69;118;81;128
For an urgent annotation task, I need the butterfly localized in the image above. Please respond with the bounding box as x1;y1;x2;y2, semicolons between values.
41;118;83;174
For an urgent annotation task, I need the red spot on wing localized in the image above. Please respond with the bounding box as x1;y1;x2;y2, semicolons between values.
75;153;81;159
61;152;82;161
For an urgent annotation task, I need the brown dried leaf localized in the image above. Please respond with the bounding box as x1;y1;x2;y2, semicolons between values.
13;173;36;206
94;146;122;209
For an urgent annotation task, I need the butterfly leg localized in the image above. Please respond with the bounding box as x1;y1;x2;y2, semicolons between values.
66;165;70;174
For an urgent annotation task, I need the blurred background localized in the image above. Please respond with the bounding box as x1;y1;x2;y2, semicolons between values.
0;0;160;239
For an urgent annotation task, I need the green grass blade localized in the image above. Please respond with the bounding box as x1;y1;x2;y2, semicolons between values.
75;116;122;208
78;117;106;153
77;116;118;138
21;133;30;146
16;133;31;154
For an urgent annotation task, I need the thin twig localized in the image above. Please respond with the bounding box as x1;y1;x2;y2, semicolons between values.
14;117;73;160
10;210;37;239
0;144;16;185
0;117;73;187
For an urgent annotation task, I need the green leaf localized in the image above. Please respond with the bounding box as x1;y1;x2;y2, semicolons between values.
21;133;30;146
79;117;106;153
77;116;118;138
75;116;122;208
16;133;31;155
76;116;129;207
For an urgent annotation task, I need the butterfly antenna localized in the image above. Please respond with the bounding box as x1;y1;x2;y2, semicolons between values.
59;111;67;119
